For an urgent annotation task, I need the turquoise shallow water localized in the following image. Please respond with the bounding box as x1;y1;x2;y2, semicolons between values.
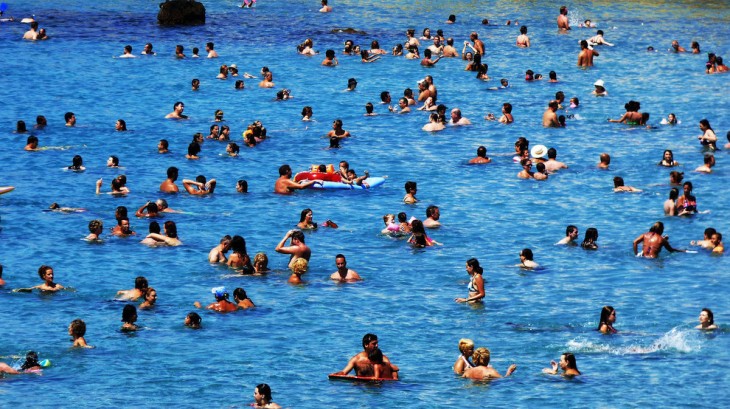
1;0;729;407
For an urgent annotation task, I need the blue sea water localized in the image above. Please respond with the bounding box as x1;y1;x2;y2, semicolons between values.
1;0;729;407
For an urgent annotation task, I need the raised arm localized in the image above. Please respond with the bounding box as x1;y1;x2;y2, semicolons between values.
95;178;103;194
275;230;295;254
135;202;149;217
182;179;201;194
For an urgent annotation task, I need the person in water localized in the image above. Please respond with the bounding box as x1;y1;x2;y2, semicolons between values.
453;338;475;375
462;347;517;379
556;225;579;245
69;319;92;347
633;221;686;258
697;308;717;330
519;248;539;269
252;383;281;409
330;254;362;282
335;333;397;377
543;352;581;377
194;287;238;313
121;304;139;331
598;306;617;334
675;181;697;216
368;348;399;379
455;258;485;304
184;312;202;329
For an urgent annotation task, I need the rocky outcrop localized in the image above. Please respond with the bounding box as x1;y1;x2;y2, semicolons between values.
158;0;206;26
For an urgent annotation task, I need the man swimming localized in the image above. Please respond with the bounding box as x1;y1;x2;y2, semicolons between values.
274;164;320;194
632;221;685;258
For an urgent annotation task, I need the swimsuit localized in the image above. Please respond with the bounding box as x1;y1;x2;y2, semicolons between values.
680;196;697;213
468;274;481;293
459;354;474;369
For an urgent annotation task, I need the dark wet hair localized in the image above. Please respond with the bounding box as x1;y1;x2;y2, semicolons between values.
669;188;678;200
448;14;456;22
256;384;273;402
466;258;483;274
613;176;624;187
230;235;248;257
426;205;438;218
291;230;305;244
397;212;407;223
582;227;598;246
37;265;52;280
362;333;378;347
149;221;161;234
164;220;177;238
186;312;201;328
122;304;137;323
16;120;27;133
70;319;86;338
187;142;201;156
598;306;615;330
65;112;75;123
701;308;714;325
566;225;577;236
368;347;384;364
562;352;580;373
477;146;487;158
233;287;249;301
135;276;149;291
520;248;534;260
237;179;248;192
404;181;417;193
279;164;291;176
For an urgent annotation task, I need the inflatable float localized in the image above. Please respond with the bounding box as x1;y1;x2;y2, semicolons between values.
0;186;15;195
328;373;397;383
294;172;384;190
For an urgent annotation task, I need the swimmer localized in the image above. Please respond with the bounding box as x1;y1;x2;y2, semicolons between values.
208;235;232;263
183;175;216;195
381;214;401;235
543;353;581;377
658;150;679;167
557;6;570;30
227;142;240;157
175;44;185;58
518;248;538;269
593;80;607;96
633;221;686;258
194;287;238;313
454;258;485;304
68;154;85;171
675;181;697;216
453;339;475;375
205;42;218;58
326;119;350;138
422;113;445;132
165;102;188;119
141;42;156;55
587;30;614;47
253;384;281;409
697;308;718;330
14;265;64;292
335;334;397;378
690;228;717;250
423;205;441;228
23;21;38;40
708;233;724;254
661;113;679;125
233;287;255;309
598;153;610;169
117;276;148;301
319;0;332;13
69;319;92;348
556;225;579;245
516;26;530;47
664;188;679;216
140;222;161;246
463;347;517;380
145;220;181;246
121;304;138;331
534;163;549;180
259;71;275;88
578;40;599;67
442;38;458;57
191;79;200;91
158;139;169;154
138;287;157;310
697;119;718;150
288;258;308;284
613;176;642;192
450;108;471;125
160;167;179;193
469;146;491;164
368;348;398;379
228;235;254;273
191;47;199;58
185;312;202;329
670;40;686;53
544;148;568;172
542;101;560;127
119;45;135;58
297;208;318;230
275;88;292;100
330;254;362;282
360;49;380;63
322;49;338;66
694;154;715;173
408;219;440;247
253;252;269;274
301;106;313;121
403;181;418;204
420;48;441;66
135;201;160;218
274;164;320;194
517;159;534;179
275;230;311;270
86;219;103;241
598;306;617;334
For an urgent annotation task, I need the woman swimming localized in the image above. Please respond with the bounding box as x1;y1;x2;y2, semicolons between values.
452;338;475;375
697;119;718;150
121;304;139;331
543;352;581;377
455;258;485;303
227;235;254;274
597;305;617;334
233;287;255;309
297;208;317;230
696;308;717;330
581;228;599;250
658;150;679;167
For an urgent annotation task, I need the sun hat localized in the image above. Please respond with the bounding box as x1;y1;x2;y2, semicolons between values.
594;79;605;87
531;144;548;159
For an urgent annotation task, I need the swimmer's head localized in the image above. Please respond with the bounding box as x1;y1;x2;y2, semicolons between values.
613;176;624;188
397;212;407;223
212;286;229;301
38;265;52;280
362;333;378;348
383;214;395;225
233;287;248;302
21;351;40;370
500;78;509;87
700;308;714;325
135;276;149;291
477;146;487;158
365;102;374;114
368;347;384;364
520;248;534;261
290;230;305;244
49;202;59;210
669;171;683;184
472;347;491;366
155;199;168;211
255;384;273;404
148;221;160;234
649;221;665;235
254;252;268;271
290;258;308;275
122;304;137;323
185;312;202;329
404;181;417;194
600;153;611;165
458;338;475;355
88;219;103;233
466;258;483;274
236;179;247;192
69;319;86;339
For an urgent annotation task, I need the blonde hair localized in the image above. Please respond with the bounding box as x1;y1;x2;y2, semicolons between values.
291;258;308;275
458;338;474;354
472;347;491;366
253;252;268;269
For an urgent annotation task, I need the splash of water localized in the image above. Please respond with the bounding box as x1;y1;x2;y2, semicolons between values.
566;327;702;355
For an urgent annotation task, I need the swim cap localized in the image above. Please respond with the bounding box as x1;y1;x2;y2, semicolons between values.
212;286;227;298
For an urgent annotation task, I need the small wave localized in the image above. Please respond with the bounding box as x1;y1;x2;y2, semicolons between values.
566;327;702;355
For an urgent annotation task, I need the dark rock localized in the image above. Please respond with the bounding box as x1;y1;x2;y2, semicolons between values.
330;28;367;35
158;0;206;26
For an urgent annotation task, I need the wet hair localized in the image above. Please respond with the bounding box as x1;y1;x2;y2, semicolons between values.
368;347;384;364
233;287;249;302
582;227;598;245
683;181;693;192
108;155;119;166
187;142;201;156
555;91;565;102
65;112;75;123
122;304;137;323
502;103;512;114
291;258;308;275
520;248;534;260
192;47;199;55
291;230;305;244
36;115;47;127
234;80;244;89
424;48;432;58
231;235;248;256
70;155;83;169
16;120;27;133
236;179;248;192
256;384;273;402
536;162;547;173
669;188;679;200
279;164;291;176
691;41;700;51
701;308;714;325
547;147;557;160
549;71;557;80
548;100;558;110
365;102;374;114
254;252;268;270
669;171;683;184
301;106;313;117
159;139;169;150
27;135;39;146
566;225;577;236
476;146;487;158
580;39;589;49
397;212;407;223
466;258;483;274
362;333;378;347
448;14;456;22
613;176;624;187
162;220;177;238
135;276;149;291
38;265;52;280
21;351;40;370
699;118;712;131
88;219;103;233
149;221;161;234
649;221;665;235
299;208;313;223
425;205;438;218
70;319;86;338
165;167;179;181
472;347;491;366
348;78;357;89
458;338;474;354
228;142;240;155
186;312;201;328
404;181;417;193
520;25;527;34
598;306;615;330
562;353;580;374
